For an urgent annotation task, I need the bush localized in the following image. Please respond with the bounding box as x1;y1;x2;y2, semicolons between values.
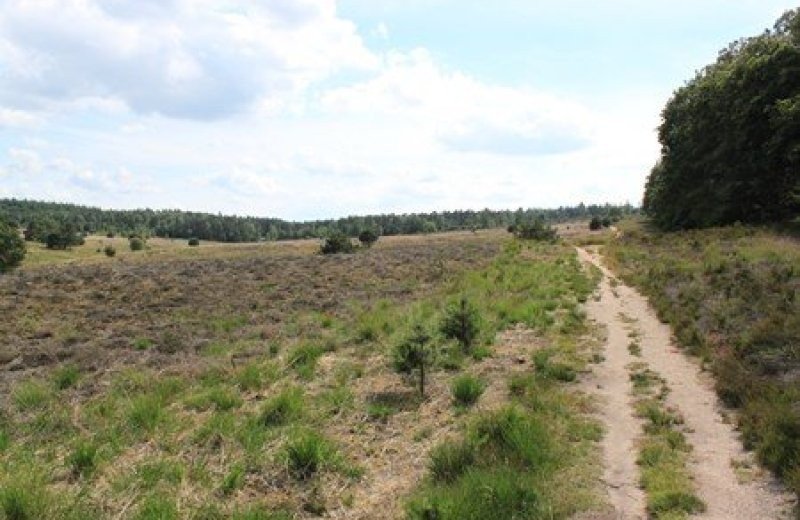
451;375;485;407
0;219;25;272
440;296;481;353
103;245;116;257
589;216;602;230
512;219;557;242
320;232;355;254
188;238;200;247
358;229;379;248
129;237;145;251
393;324;435;397
44;223;84;250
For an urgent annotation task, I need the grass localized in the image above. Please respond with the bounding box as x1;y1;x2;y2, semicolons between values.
628;361;704;518
451;374;485;407
0;230;608;517
607;220;800;496
283;430;338;480
287;343;324;379
53;364;80;390
12;380;51;411
67;439;98;478
258;387;304;427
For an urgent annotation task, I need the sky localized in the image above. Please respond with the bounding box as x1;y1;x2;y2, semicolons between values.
0;0;795;221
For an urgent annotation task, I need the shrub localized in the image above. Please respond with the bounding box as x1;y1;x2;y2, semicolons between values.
188;238;200;247
392;324;435;397
357;229;379;248
106;232;115;238
0;219;25;272
451;375;485;407
44;223;84;250
320;232;355;254
103;245;116;257
440;296;481;353
129;237;145;251
589;216;602;230
512;219;558;241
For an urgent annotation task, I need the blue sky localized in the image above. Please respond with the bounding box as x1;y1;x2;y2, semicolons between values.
0;0;795;220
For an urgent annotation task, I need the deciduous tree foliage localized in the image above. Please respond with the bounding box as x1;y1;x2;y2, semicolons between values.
644;9;800;229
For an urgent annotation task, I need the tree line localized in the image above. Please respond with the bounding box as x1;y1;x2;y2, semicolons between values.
0;198;637;244
644;9;800;230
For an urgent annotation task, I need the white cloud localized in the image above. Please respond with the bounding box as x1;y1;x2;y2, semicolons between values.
321;48;595;156
0;0;376;119
0;108;40;128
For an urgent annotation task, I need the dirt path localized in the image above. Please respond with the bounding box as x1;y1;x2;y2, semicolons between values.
577;246;794;520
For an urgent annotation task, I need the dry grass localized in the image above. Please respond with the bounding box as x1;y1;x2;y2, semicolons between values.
0;229;605;518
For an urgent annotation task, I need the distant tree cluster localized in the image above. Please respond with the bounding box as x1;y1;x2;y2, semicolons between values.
0;218;25;272
644;9;800;230
0;198;638;244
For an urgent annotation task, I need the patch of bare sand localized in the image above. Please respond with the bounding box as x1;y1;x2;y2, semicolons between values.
323;326;548;519
578;246;794;520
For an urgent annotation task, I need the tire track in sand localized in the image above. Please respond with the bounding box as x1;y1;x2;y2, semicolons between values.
577;246;793;520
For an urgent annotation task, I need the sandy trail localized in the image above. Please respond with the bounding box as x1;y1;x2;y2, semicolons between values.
577;246;793;520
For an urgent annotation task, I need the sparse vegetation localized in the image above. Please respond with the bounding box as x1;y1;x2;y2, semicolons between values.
0;229;607;517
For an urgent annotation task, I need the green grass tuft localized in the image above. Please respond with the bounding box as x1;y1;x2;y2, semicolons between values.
451;374;486;407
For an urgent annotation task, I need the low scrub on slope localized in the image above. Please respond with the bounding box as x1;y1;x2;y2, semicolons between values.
606;222;800;495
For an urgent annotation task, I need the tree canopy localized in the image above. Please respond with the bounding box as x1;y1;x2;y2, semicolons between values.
0;198;637;244
0;218;25;272
643;9;800;230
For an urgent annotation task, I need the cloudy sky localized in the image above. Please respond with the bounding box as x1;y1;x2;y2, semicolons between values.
0;1;794;220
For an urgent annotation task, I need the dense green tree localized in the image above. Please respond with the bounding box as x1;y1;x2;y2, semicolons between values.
644;9;800;229
0;218;25;272
357;229;380;248
589;216;602;230
44;223;84;250
320;232;355;254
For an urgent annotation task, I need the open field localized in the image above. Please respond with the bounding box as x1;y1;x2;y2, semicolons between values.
0;229;607;519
